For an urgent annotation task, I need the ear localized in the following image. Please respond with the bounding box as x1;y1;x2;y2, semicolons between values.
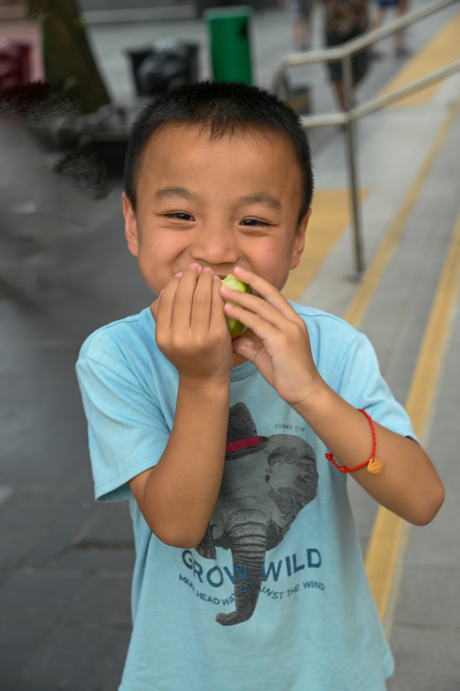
290;207;311;270
122;192;139;257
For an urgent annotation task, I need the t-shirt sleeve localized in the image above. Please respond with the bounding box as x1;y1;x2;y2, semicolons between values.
335;331;418;442
76;336;171;503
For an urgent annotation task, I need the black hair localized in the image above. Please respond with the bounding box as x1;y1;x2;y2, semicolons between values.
123;81;314;224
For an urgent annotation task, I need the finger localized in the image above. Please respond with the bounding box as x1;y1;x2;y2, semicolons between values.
220;285;287;332
210;274;229;334
232;335;264;362
170;265;201;329
155;275;181;332
190;267;214;332
223;300;279;343
232;266;295;319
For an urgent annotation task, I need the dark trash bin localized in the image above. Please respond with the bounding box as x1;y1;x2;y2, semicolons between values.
126;38;199;97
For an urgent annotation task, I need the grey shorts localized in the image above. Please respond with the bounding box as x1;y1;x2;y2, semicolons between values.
326;29;369;84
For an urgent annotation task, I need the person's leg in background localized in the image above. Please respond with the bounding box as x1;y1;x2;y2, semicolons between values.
369;1;386;58
394;0;411;56
286;0;313;50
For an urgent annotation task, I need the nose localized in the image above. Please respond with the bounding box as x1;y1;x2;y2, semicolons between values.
189;222;240;269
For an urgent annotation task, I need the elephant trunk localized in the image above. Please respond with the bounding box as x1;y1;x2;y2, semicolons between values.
216;509;267;627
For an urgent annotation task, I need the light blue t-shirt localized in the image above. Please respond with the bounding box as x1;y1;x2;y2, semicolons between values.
76;303;416;691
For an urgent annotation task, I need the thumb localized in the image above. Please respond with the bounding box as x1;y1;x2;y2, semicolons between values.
232;336;263;362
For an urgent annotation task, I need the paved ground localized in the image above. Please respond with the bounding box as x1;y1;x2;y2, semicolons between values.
1;3;460;689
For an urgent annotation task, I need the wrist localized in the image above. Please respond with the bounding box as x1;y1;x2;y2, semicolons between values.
178;374;231;398
291;374;331;420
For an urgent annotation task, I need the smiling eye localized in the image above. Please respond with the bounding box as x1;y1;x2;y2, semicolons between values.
166;212;195;222
240;218;270;227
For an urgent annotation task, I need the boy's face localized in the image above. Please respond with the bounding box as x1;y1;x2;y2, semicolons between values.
123;124;310;295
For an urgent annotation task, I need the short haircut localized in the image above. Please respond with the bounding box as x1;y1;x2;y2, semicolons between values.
124;81;314;224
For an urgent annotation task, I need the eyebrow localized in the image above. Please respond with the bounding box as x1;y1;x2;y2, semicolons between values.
153;187;282;211
153;186;199;201
238;192;283;211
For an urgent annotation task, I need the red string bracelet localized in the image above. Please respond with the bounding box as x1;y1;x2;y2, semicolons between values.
325;409;384;475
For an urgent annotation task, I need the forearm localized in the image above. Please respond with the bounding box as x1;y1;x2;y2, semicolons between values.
129;380;230;547
294;383;444;525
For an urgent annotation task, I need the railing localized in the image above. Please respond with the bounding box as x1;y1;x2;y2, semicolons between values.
274;0;460;276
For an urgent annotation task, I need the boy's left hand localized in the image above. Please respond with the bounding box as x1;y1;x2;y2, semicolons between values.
220;266;323;408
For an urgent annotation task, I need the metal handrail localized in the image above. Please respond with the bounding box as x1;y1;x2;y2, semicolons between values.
352;57;460;117
294;56;460;128
274;0;460;276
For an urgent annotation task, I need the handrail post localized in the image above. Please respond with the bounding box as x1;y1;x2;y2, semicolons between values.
342;52;365;278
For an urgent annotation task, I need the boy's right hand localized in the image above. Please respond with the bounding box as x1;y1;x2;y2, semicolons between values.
151;264;233;390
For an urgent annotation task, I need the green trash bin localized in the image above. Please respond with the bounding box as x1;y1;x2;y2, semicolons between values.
204;6;253;85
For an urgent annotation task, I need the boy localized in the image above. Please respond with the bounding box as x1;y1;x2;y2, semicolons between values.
76;81;443;690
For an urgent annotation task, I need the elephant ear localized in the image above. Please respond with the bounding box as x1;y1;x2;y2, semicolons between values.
195;525;217;560
267;436;318;534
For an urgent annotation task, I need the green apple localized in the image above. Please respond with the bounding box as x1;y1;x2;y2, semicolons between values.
221;273;252;339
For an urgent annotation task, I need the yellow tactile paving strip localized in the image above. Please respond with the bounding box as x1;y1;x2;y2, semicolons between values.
366;201;460;628
380;10;460;107
345;90;460;627
282;188;370;302
404;208;460;438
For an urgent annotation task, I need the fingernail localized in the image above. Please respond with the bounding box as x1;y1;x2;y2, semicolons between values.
188;263;200;270
202;267;213;274
174;272;183;278
213;274;222;281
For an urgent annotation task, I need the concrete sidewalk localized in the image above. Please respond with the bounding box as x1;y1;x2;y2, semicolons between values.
1;4;459;689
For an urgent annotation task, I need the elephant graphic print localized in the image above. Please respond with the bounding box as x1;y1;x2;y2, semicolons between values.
196;402;319;626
